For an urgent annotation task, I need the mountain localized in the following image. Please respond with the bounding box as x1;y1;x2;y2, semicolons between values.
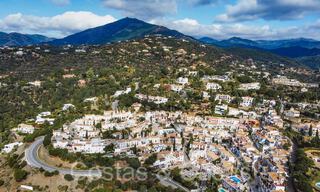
226;47;301;67
270;46;320;58
0;32;54;46
199;37;260;48
50;17;193;45
256;38;320;49
199;36;320;49
199;37;219;44
296;55;320;70
219;37;260;48
199;36;320;68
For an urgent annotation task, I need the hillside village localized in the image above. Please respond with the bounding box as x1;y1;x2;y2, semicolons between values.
0;35;319;192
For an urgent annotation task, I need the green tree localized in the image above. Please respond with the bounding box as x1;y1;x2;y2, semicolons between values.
64;174;74;181
308;125;313;137
86;68;95;80
104;143;115;153
14;169;28;182
144;153;157;166
126;158;141;169
43;132;52;146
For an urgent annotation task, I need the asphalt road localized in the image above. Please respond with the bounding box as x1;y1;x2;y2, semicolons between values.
156;174;190;192
25;136;102;177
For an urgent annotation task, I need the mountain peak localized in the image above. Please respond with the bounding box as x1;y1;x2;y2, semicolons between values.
50;17;192;45
227;37;255;43
228;37;244;40
120;17;143;22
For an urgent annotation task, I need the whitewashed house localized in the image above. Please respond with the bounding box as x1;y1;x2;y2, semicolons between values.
240;97;254;107
239;82;260;90
170;84;184;92
62;103;75;111
284;108;300;118
177;77;189;85
206;82;222;91
215;105;228;115
2;142;23;153
13;123;35;134
215;94;233;103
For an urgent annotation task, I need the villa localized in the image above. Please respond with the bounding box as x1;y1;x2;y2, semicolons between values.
13;123;35;134
239;82;260;90
2;142;23;153
206;82;222;91
177;77;189;85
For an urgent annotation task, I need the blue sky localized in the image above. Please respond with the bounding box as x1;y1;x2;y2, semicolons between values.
0;0;320;40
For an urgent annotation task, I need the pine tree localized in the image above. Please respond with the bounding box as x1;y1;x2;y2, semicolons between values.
308;125;313;137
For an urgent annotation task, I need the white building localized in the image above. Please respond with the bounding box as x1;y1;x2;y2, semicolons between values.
170;84;184;92
135;94;168;104
113;87;132;97
70;138;105;153
177;77;189;85
153;151;184;169
239;82;260;90
272;76;302;87
19;185;34;191
13;123;35;134
62;103;75;111
28;81;41;87
35;111;55;125
215;94;233;104
188;71;198;76
240;97;254;107
84;97;98;103
284;108;300;118
2;142;23;153
215;104;228;115
206;82;222;91
202;75;230;82
202;91;210;99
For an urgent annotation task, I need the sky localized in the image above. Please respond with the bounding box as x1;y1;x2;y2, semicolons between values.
0;0;320;40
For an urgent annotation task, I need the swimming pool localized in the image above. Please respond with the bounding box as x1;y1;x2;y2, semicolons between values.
218;188;227;192
316;182;320;189
230;176;241;184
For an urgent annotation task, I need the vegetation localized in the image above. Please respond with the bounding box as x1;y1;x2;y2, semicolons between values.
296;55;320;70
0;179;4;186
14;169;28;182
170;167;196;189
144;153;157;166
125;158;141;169
285;127;320;191
291;149;314;192
44;170;59;177
0;35;319;191
64;174;74;181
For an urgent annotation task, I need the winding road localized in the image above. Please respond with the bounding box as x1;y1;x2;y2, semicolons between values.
25;136;102;177
25;137;191;192
156;174;190;192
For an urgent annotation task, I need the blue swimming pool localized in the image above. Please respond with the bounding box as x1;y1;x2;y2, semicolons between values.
230;176;241;184
316;182;320;189
218;188;227;192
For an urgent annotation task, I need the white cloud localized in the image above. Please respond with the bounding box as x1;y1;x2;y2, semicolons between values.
216;0;320;22
102;0;177;20
50;0;70;6
187;0;219;6
0;11;116;37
